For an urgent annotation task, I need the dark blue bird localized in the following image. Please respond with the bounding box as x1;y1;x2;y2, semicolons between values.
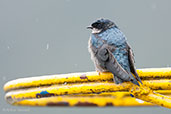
87;19;142;86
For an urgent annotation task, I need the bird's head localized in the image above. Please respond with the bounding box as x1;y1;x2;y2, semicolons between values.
87;18;115;34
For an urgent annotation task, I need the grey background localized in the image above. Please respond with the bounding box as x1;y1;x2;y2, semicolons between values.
0;0;171;113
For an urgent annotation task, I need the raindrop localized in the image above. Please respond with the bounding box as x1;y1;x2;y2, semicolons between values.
46;43;49;50
151;3;157;10
2;76;6;81
35;18;39;23
7;46;10;50
74;64;78;67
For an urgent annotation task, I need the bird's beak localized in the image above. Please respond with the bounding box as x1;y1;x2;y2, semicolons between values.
86;26;93;29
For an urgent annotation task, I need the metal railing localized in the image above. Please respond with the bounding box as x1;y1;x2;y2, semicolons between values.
3;68;171;108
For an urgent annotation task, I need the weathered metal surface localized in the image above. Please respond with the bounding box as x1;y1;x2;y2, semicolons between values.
130;86;171;108
3;67;171;108
4;68;171;92
13;96;153;107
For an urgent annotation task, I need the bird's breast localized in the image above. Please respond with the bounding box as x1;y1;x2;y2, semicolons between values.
90;35;104;48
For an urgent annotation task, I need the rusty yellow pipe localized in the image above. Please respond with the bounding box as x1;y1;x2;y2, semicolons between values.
3;72;112;92
137;67;171;79
71;90;171;97
4;67;171;108
4;67;171;92
5;82;171;108
5;80;171;104
5;82;131;103
6;90;171;106
142;80;171;90
12;96;153;107
130;85;171;108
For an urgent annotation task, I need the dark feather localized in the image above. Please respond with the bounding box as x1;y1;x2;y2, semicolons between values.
96;44;140;86
127;44;143;84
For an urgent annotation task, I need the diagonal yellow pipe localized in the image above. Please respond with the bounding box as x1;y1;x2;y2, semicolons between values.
130;85;171;108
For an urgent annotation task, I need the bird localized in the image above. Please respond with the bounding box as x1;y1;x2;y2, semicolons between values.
87;18;142;86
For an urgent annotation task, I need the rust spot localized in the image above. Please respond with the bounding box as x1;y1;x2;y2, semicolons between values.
47;102;69;106
6;96;13;102
106;103;113;106
80;74;88;79
158;87;163;90
75;102;97;106
96;92;102;94
90;89;95;93
154;76;160;79
6;96;12;100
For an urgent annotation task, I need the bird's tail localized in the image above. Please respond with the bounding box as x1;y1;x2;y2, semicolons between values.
105;58;140;86
113;75;123;84
111;71;139;86
127;72;140;86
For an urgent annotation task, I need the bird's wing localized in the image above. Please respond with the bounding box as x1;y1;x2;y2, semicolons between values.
96;44;140;86
127;44;142;84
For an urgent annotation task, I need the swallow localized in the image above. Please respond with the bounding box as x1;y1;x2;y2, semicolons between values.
87;18;142;86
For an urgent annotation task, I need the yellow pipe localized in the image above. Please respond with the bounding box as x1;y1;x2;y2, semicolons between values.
5;82;131;103
13;96;153;107
142;80;171;90
5;83;171;108
137;67;171;79
4;67;171;92
130;85;171;108
5;80;171;104
71;90;171;97
6;90;171;106
3;72;112;92
4;67;171;108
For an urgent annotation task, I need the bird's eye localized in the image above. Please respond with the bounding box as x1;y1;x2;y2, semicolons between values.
92;22;99;27
92;22;102;29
